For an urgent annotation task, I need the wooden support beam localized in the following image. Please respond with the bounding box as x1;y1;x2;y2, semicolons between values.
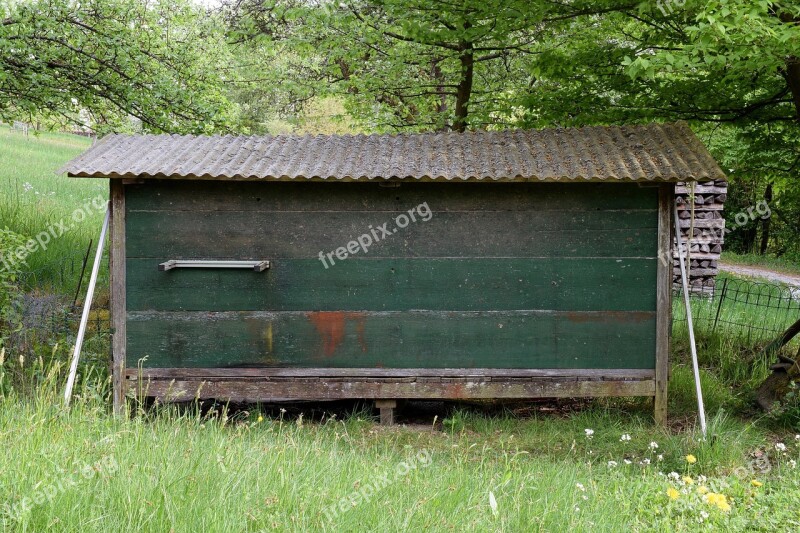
110;180;127;415
654;184;673;426
375;400;397;425
123;378;656;403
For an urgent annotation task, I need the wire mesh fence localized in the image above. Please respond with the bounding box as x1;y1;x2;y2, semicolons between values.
673;275;800;346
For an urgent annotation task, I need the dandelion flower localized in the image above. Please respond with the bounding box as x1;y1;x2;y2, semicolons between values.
704;492;731;512
682;476;694;485
667;487;680;500
686;454;697;464
257;415;264;423
697;486;709;495
751;480;763;487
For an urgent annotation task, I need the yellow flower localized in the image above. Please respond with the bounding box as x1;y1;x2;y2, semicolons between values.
686;454;697;464
704;493;731;512
697;486;709;495
257;415;264;423
682;476;694;485
751;480;763;487
667;487;680;500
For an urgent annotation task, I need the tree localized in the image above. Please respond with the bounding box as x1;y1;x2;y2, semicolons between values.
228;0;636;132
0;0;234;133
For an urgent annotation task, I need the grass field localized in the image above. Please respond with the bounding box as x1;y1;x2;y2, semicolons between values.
0;125;104;290
1;374;799;532
3;126;800;531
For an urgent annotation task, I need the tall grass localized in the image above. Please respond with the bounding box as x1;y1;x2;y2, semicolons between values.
0;125;105;292
0;359;799;532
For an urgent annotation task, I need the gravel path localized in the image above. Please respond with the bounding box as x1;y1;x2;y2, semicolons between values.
719;262;800;287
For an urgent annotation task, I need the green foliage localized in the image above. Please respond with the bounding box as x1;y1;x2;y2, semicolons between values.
228;0;635;132
0;0;235;133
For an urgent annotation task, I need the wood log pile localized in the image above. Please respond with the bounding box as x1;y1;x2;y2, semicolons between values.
673;180;728;295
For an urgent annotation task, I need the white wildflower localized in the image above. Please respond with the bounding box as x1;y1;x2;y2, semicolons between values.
584;429;594;438
649;441;659;450
668;472;681;481
776;443;787;452
576;483;585;492
620;434;631;442
607;461;618;468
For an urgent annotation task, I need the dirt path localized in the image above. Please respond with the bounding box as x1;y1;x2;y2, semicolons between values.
719;262;800;287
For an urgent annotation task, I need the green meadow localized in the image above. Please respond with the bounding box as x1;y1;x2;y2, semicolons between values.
0;125;104;290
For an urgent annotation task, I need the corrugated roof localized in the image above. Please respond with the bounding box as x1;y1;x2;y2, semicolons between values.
59;122;725;182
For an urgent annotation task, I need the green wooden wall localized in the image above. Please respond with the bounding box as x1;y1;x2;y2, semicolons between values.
125;181;659;369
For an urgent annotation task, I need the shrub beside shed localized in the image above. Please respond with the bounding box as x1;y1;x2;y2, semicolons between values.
61;122;725;423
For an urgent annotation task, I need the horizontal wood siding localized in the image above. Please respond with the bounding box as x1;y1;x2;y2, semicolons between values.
125;181;658;370
127;258;655;312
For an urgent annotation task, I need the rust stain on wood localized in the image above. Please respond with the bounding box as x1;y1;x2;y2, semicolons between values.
307;311;368;357
564;311;654;324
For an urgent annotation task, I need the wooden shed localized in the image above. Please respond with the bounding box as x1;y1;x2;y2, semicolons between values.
61;122;725;423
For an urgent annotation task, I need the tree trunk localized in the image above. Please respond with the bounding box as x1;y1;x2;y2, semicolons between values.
453;35;474;133
760;182;773;254
779;13;800;120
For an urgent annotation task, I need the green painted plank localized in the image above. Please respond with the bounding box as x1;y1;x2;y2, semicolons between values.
126;257;656;312
126;310;656;369
126;210;657;259
126;181;659;213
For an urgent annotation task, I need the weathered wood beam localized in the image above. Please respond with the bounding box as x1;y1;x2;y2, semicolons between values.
110;180;127;415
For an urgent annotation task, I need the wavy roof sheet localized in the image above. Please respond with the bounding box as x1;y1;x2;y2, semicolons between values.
60;122;724;182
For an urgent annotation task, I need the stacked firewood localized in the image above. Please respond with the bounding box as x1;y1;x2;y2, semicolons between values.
673;180;728;295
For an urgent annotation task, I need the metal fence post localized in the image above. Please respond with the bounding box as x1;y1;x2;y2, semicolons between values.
712;277;729;334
